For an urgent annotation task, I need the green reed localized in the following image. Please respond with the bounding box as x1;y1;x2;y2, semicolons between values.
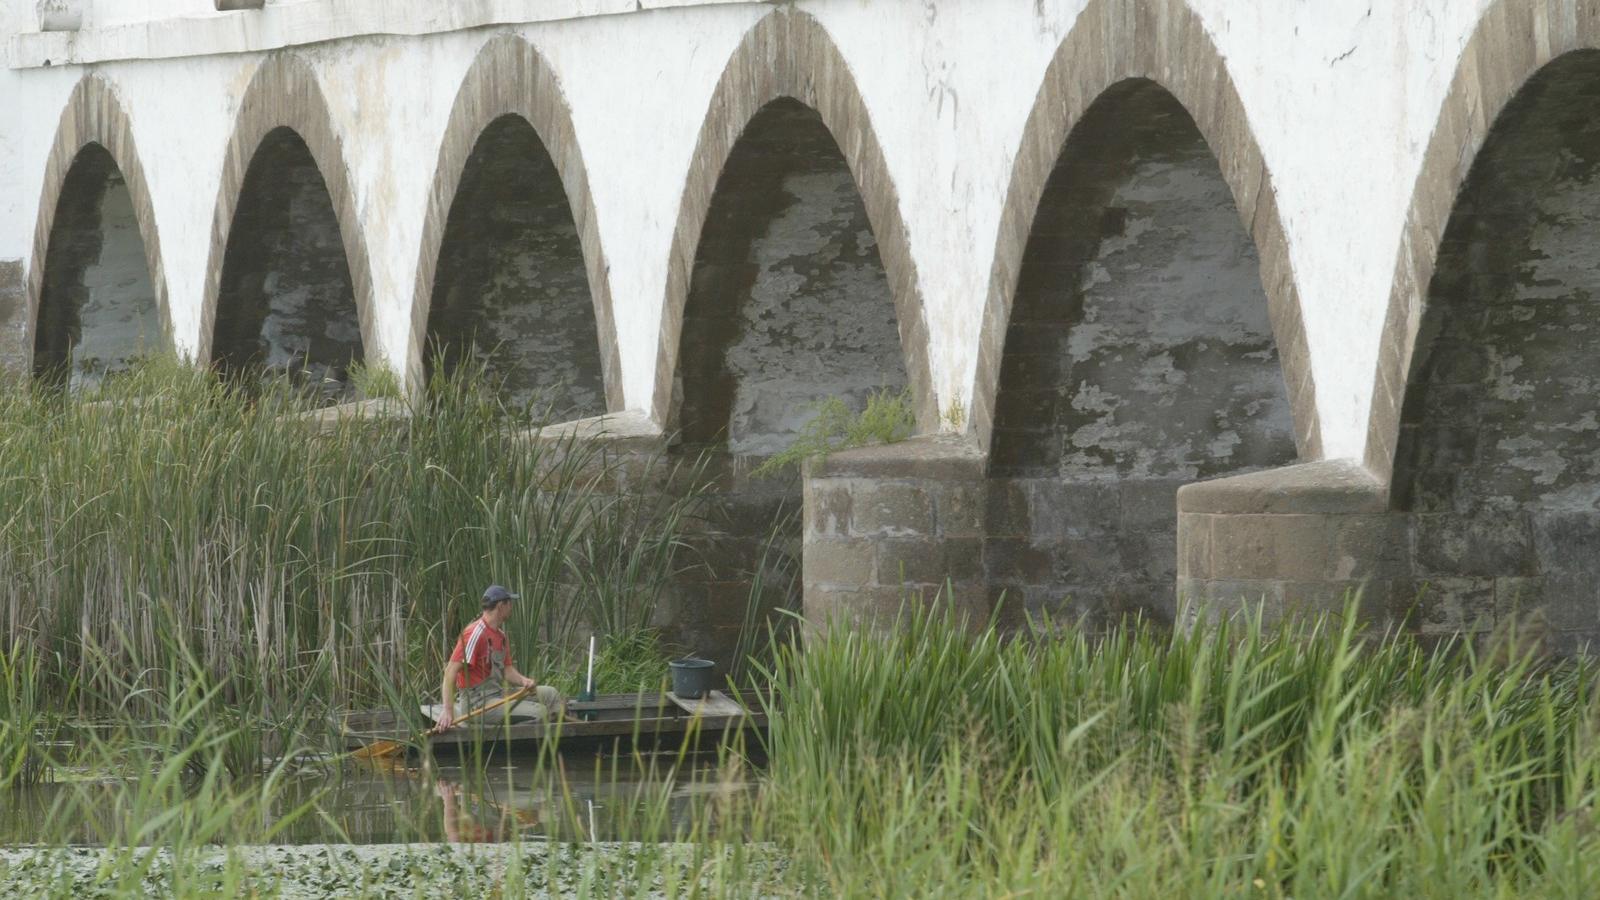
755;600;1600;896
0;640;70;788
10;592;1600;896
0;357;708;714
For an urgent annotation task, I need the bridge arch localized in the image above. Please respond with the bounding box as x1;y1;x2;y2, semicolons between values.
655;8;936;435
971;0;1319;461
969;0;1315;626
27;75;169;380
1375;5;1600;648
199;53;374;388
1366;0;1600;478
410;34;620;416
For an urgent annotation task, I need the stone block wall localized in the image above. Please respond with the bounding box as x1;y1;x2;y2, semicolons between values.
1176;460;1404;629
803;436;991;632
1386;51;1600;655
0;260;25;375
985;476;1183;628
661;450;802;666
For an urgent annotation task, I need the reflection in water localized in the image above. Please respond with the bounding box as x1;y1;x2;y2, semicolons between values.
2;755;756;846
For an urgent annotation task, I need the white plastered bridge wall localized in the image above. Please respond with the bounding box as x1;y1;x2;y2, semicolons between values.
0;0;1511;461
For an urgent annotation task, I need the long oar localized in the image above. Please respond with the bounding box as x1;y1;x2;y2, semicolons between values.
353;684;535;760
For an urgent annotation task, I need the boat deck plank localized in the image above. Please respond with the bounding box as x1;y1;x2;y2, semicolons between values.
336;690;767;754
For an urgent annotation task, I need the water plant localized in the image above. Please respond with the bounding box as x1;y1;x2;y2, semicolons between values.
5;597;1600;896
0;639;69;788
757;600;1600;896
0;358;709;715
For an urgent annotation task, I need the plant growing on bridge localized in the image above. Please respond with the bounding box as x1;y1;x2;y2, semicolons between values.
751;387;915;477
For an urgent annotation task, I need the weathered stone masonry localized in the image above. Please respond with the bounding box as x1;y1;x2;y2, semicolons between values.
1391;51;1600;652
212;127;363;397
34;145;161;384
986;81;1295;628
670;97;909;657
427;114;606;421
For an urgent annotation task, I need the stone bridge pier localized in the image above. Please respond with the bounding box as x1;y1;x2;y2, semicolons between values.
6;0;1600;656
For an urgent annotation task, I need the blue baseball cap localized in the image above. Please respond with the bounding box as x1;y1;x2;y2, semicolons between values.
481;585;519;608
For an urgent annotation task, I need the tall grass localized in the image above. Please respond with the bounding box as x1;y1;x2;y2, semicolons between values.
757;602;1600;896
0;640;69;787
0;358;708;713
8;595;1600;896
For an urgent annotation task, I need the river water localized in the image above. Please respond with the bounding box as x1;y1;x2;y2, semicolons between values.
1;753;758;846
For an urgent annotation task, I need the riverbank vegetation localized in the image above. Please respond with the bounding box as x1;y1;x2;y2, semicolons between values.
3;364;1600;896
7;602;1600;896
0;358;702;722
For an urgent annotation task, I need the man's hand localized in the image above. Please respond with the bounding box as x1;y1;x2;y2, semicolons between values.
437;708;455;730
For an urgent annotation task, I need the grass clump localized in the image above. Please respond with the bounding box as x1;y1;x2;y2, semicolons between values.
756;601;1600;896
0;357;708;715
346;360;405;401
751;387;915;477
0;641;68;788
9;591;1600;897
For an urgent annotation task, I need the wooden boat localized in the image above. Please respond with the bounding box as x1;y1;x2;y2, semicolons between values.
337;690;767;758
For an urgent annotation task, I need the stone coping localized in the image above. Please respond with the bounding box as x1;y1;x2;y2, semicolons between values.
289;396;410;432
7;0;761;69
1177;459;1385;516
803;434;984;481
519;408;664;452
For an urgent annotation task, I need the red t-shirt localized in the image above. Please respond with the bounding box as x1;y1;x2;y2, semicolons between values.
450;619;512;689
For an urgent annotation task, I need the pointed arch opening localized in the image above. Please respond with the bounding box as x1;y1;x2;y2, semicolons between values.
425;113;605;421
34;144;163;386
988;80;1297;627
211;126;364;400
1392;50;1600;649
676;97;909;455
647;9;936;668
666;94;911;657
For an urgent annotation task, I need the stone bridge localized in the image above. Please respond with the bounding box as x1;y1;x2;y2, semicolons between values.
3;0;1599;655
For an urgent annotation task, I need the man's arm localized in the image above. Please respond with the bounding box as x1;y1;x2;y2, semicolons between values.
502;664;536;690
439;660;463;729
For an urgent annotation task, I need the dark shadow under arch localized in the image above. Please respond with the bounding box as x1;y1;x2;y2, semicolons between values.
1367;0;1600;477
200;54;374;379
973;0;1319;459
655;8;934;435
677;97;908;455
1391;48;1600;652
34;144;163;385
27;75;170;376
986;78;1298;627
411;34;622;413
425;114;605;421
211;126;364;398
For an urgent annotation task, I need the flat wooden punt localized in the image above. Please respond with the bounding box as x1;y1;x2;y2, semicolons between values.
337;690;767;756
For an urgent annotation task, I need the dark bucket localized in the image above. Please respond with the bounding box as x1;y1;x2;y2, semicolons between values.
668;658;716;699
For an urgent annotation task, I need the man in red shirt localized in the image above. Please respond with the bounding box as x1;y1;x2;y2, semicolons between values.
433;585;563;730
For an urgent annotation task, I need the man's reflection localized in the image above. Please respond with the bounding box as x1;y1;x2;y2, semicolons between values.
432;777;542;843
